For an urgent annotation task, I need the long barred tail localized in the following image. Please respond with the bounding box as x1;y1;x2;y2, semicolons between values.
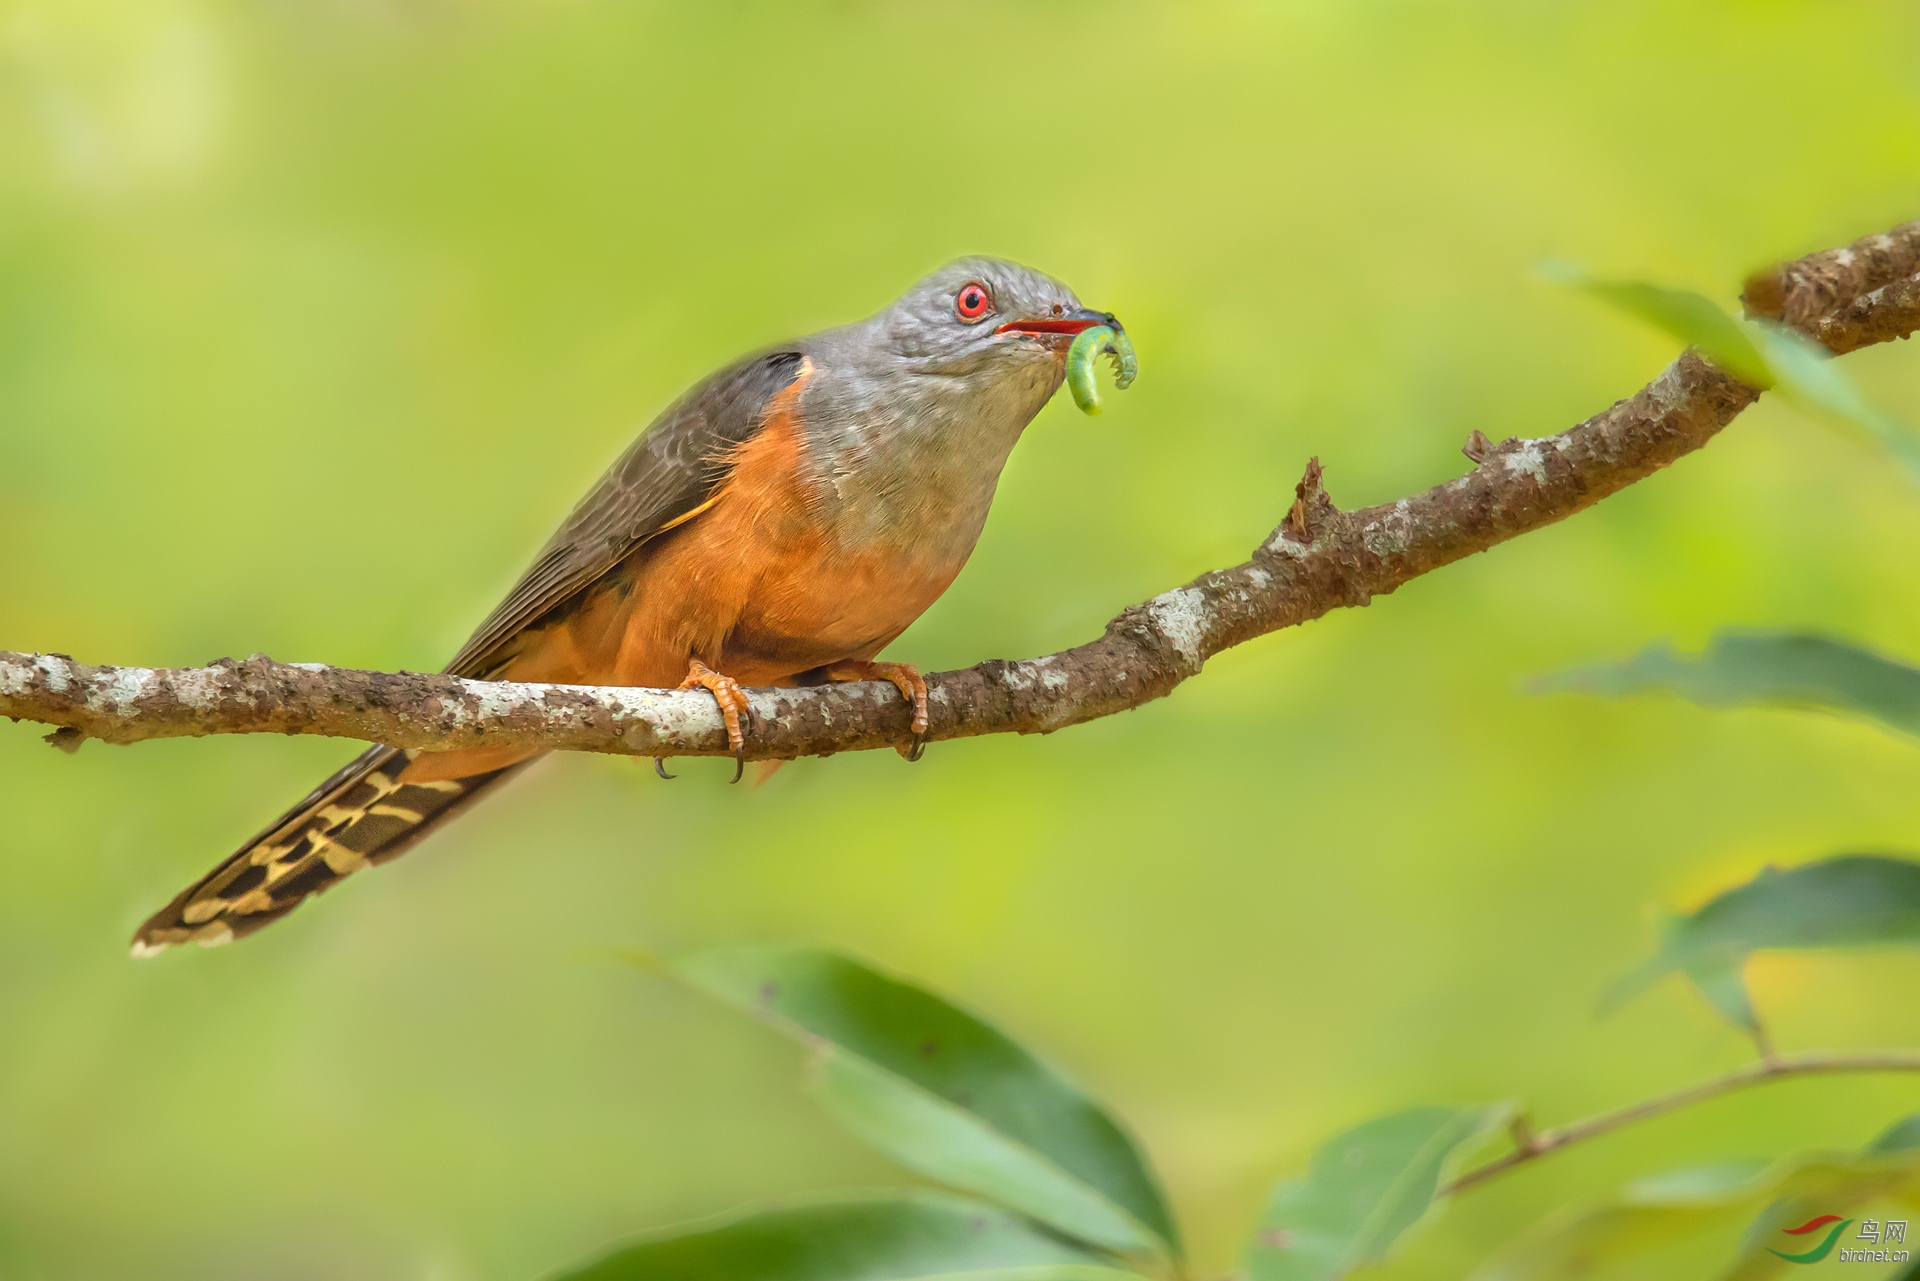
132;746;527;954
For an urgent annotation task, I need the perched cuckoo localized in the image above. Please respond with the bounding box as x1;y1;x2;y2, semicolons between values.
133;259;1124;954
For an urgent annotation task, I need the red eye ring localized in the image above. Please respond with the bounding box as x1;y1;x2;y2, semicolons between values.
954;281;994;322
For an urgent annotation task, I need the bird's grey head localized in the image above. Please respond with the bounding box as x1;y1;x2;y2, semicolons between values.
795;257;1123;545
875;256;1121;377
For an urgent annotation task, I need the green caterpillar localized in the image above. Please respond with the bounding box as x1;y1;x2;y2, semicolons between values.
1066;324;1137;415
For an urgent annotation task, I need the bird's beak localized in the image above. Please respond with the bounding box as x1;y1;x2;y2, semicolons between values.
994;307;1122;340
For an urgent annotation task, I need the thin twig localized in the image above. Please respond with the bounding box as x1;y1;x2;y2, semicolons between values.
4;220;1920;761
1446;1051;1920;1195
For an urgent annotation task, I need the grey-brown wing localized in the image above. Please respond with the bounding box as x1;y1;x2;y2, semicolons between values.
445;347;807;678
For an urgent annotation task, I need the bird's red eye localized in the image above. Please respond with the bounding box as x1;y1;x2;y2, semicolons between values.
955;281;994;322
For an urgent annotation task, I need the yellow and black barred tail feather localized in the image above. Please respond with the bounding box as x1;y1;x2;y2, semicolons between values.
132;746;528;955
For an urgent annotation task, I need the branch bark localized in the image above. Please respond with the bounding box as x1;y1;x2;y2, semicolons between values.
6;219;1920;762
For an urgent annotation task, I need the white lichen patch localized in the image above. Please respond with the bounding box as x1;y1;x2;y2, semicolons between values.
1003;657;1075;727
1362;499;1414;556
1501;439;1551;483
1009;655;1069;695
0;657;37;698
462;679;530;723
635;688;724;737
1148;587;1210;666
33;655;72;694
1247;567;1271;590
94;667;157;715
1001;656;1064;693
173;665;239;708
981;657;1079;726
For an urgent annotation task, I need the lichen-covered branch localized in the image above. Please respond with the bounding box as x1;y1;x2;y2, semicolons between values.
7;219;1920;762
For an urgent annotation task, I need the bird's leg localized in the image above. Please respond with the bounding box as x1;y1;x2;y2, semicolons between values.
677;658;751;783
821;660;929;761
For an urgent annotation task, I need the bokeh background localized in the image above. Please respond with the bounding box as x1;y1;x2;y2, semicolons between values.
6;2;1920;1277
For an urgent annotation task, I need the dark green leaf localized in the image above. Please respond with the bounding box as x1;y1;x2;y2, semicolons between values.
670;946;1177;1258
549;1191;1145;1281
1247;1104;1510;1281
1869;1113;1920;1155
1533;630;1920;740
1605;855;1920;1030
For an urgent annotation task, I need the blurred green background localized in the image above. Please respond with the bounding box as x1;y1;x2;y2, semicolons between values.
5;2;1920;1277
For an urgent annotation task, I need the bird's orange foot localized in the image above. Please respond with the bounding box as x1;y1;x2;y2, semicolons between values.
823;660;930;762
678;658;751;783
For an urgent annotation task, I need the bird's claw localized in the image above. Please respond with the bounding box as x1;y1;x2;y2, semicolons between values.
653;757;676;780
677;658;751;783
822;660;929;762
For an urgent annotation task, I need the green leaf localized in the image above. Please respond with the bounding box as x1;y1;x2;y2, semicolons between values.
549;1191;1147;1281
669;946;1178;1259
1247;1104;1511;1281
1533;630;1920;740
1604;855;1920;1031
1677;951;1759;1035
805;1052;1154;1256
1470;1135;1920;1281
1747;321;1920;483
1539;263;1772;387
1544;264;1920;484
1868;1113;1920;1155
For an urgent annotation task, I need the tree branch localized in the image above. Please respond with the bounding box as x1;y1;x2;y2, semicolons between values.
1445;1050;1920;1195
6;219;1920;762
